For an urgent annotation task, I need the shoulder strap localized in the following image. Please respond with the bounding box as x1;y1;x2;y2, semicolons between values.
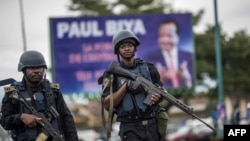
101;73;114;139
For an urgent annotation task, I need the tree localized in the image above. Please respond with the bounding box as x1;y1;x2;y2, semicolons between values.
68;0;170;16
195;25;250;98
68;0;203;25
68;0;113;15
223;30;250;95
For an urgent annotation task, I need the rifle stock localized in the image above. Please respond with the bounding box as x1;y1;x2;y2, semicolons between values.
0;78;16;86
107;61;215;131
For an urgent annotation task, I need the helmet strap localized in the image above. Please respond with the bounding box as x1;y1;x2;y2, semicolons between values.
117;54;120;63
43;73;47;82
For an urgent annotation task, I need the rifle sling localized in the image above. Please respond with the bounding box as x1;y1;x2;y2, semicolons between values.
17;89;37;113
26;87;38;109
101;74;114;138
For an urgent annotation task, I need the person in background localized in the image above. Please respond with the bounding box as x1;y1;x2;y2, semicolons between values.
211;107;218;129
246;102;250;124
144;19;193;89
231;102;240;125
0;50;79;141
100;29;164;141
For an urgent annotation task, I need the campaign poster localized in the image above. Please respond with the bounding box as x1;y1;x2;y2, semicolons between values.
49;13;194;95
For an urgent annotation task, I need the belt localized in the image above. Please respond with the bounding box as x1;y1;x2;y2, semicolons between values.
117;112;157;122
120;118;156;125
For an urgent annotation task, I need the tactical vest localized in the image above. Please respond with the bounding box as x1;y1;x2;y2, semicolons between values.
115;59;159;119
12;81;61;141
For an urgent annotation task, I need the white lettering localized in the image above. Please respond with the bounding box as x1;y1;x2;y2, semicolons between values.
228;129;235;136
57;22;69;39
105;20;117;36
235;129;240;136
56;19;146;39
56;21;103;39
92;21;103;37
133;19;146;35
241;129;246;136
80;21;103;37
68;22;81;38
105;19;146;36
118;19;134;31
228;129;247;136
79;22;91;37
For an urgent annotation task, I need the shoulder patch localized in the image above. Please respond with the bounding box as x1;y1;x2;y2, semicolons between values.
4;86;17;93
50;83;60;89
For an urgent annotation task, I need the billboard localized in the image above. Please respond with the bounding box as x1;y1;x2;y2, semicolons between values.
49;13;194;95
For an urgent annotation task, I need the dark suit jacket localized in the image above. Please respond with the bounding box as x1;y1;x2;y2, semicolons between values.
143;48;194;88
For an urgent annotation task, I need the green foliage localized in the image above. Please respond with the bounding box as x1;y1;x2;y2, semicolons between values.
222;30;250;94
195;25;250;96
192;9;204;26
68;0;113;15
195;25;217;79
113;0;166;15
68;0;171;15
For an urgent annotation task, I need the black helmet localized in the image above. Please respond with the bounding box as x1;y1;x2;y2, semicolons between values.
112;29;140;54
18;50;47;72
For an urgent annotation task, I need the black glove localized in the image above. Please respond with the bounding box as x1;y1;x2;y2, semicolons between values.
126;79;143;93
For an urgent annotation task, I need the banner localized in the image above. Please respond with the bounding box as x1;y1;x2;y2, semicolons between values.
49;13;194;94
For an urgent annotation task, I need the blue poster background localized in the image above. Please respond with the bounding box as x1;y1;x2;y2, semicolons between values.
49;13;194;95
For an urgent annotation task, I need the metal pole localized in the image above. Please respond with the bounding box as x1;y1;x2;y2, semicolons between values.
214;0;224;105
214;0;224;138
19;0;27;52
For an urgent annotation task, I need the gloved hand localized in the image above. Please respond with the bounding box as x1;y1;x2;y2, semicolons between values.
126;79;144;93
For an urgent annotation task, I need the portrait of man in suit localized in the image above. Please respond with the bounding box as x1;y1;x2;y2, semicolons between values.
144;19;193;88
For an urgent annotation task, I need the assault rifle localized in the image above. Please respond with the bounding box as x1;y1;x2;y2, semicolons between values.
106;61;215;131
2;78;65;141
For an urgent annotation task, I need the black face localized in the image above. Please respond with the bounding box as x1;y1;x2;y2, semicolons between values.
24;66;44;84
118;42;136;60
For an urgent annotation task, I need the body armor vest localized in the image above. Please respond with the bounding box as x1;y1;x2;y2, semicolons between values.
115;60;159;119
13;81;61;141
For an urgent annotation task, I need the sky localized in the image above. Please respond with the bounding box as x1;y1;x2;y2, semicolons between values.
0;0;250;94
